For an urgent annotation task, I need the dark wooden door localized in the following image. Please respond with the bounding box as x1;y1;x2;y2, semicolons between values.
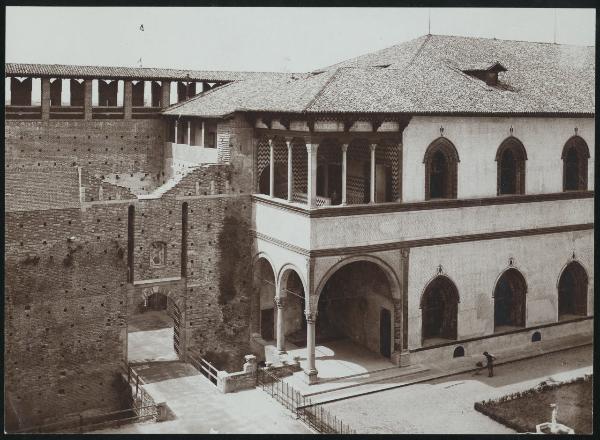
380;308;392;358
261;308;275;341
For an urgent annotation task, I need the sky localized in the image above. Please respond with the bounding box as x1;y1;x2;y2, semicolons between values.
5;7;596;72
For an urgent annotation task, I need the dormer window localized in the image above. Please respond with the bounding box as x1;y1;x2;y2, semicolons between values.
462;61;507;87
374;64;391;68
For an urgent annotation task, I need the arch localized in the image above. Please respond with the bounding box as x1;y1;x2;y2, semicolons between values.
561;136;589;191
531;331;542;342
258;163;288;198
423;137;459;200
495;137;527;195
252;252;277;281
493;268;527;330
453;346;465;358
557;260;588;318
315;255;402;305
253;255;278;340
420;275;460;343
277;263;308;300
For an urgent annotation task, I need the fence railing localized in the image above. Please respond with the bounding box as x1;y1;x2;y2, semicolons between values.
124;364;159;418
257;367;356;434
188;353;220;386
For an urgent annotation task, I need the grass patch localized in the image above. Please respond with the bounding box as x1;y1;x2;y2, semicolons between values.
475;374;592;434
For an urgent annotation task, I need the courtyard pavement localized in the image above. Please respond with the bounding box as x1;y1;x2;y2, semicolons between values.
93;361;312;434
320;345;592;434
128;310;178;363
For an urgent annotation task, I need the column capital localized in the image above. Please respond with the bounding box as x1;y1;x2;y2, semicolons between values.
285;139;293;149
306;143;319;154
304;309;318;323
369;143;377;152
341;143;349;153
268;138;274;147
400;248;410;259
274;296;285;309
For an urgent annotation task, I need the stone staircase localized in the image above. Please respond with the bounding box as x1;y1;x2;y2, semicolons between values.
137;172;187;200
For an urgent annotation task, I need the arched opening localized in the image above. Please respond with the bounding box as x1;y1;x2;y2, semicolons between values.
558;261;588;320
453;346;465;358
316;261;395;357
494;269;527;331
424;138;459;200
252;258;277;340
280;270;306;345
496;137;527;195
531;331;542;342
258;164;288;199
127;288;181;362
421;276;459;345
562;137;589;191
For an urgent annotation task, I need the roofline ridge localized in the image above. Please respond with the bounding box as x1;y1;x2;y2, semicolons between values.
5;61;295;76
162;81;237;114
427;33;595;48
303;68;343;112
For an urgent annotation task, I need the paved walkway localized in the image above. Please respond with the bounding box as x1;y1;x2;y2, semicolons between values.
321;345;592;434
94;361;311;434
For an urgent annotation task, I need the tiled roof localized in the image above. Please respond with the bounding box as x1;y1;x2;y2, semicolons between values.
5;62;290;82
5;166;81;212
164;34;595;117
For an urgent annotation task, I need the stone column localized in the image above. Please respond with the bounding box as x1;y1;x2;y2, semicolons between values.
286;139;293;202
31;78;41;106
200;121;205;147
341;144;348;205
370;143;377;203
41;77;50;120
160;80;171;109
274;296;286;354
5;77;11;105
91;79;99;107
123;80;132;119
269;138;275;197
143;81;152;107
304;310;318;384
117;80;124;107
307;143;319;207
187;120;191;146
84;79;93;120
60;78;70;106
174;119;178;144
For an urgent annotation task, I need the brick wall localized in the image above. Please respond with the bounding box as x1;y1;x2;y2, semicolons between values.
4;203;130;430
5;119;168;182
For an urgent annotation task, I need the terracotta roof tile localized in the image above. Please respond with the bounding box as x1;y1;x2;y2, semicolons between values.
164;34;594;117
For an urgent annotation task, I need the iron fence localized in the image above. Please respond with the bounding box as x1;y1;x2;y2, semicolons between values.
188;353;220;386
257;367;356;434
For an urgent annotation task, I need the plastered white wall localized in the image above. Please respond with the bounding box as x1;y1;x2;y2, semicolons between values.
406;229;593;349
402;116;595;202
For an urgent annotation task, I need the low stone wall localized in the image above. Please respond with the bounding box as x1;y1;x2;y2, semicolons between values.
409;317;593;364
217;354;302;393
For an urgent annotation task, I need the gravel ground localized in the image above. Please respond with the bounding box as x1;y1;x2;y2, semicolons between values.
321;345;592;434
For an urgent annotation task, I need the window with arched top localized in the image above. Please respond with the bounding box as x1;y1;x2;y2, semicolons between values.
493;268;527;331
496;137;527;195
562;136;589;191
424;138;459;200
558;261;588;319
421;276;460;344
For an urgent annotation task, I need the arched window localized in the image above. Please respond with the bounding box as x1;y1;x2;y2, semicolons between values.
424;138;459;200
494;268;527;331
496;137;527;195
421;276;459;344
562;137;589;191
558;261;588;319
